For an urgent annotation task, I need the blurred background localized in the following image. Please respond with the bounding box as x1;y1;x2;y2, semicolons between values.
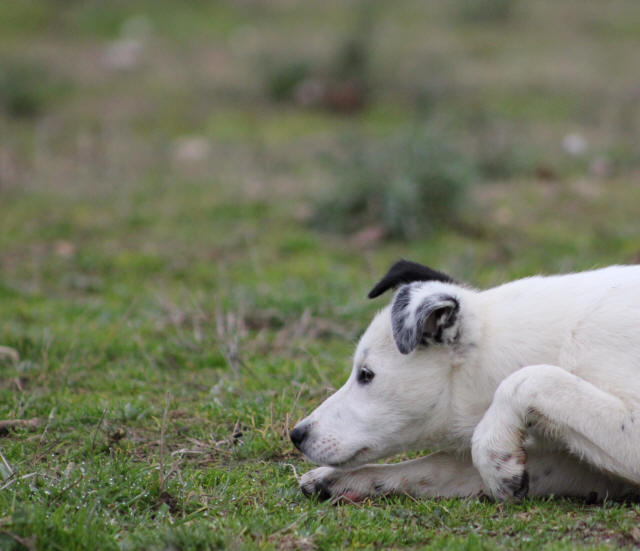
3;2;640;546
3;0;640;295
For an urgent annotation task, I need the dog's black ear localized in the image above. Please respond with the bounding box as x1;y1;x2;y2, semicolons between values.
368;260;454;299
391;285;460;354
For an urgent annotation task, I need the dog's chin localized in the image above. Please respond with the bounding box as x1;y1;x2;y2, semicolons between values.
324;447;372;469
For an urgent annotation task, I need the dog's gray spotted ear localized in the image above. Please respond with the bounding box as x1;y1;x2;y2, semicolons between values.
391;284;460;354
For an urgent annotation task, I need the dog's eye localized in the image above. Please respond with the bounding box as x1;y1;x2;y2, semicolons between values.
357;366;375;385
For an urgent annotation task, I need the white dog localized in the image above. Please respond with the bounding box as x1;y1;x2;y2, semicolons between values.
290;260;640;502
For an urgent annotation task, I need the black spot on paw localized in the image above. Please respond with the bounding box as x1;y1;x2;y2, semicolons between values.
314;479;333;501
620;492;640;504
585;491;599;505
501;471;529;499
512;471;529;499
301;478;334;500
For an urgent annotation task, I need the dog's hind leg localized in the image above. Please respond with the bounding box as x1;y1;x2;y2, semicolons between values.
471;364;640;501
518;450;638;502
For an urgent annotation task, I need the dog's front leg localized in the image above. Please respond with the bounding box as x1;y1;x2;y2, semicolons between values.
299;452;483;501
471;364;640;501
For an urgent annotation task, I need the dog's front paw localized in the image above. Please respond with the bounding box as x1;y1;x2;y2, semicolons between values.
300;466;338;500
478;449;529;501
472;422;529;501
299;466;370;502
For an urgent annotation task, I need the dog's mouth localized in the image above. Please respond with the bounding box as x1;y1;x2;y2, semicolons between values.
326;447;371;469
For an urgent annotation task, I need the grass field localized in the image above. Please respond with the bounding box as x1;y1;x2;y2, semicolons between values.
2;1;640;549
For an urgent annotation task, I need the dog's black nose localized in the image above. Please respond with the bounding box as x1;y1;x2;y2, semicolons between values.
289;425;309;450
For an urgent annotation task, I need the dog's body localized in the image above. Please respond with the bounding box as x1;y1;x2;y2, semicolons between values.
290;262;640;501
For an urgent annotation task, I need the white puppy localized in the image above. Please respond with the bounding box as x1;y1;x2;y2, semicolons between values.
290;260;640;502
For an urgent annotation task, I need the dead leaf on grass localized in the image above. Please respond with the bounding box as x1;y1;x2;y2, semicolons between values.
0;418;40;436
0;346;19;364
272;535;316;551
158;490;180;515
108;428;127;444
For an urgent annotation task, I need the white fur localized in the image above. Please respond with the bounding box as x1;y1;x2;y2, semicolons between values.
293;265;640;501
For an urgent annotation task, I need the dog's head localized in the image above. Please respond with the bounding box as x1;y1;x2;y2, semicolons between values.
290;260;477;468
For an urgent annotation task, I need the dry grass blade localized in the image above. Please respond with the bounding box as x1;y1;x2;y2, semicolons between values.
279;462;301;482
0;472;37;491
215;307;247;377
90;409;107;452
32;407;56;465
160;391;171;492
0;530;36;551
0;447;14;480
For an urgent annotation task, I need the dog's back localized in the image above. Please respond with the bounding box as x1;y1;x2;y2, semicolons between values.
479;265;640;403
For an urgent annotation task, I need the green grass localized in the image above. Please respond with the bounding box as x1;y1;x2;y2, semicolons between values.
2;1;640;549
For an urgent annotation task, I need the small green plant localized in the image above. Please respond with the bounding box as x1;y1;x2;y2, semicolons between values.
322;33;371;114
263;1;374;112
263;60;311;103
0;58;68;118
311;131;476;240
